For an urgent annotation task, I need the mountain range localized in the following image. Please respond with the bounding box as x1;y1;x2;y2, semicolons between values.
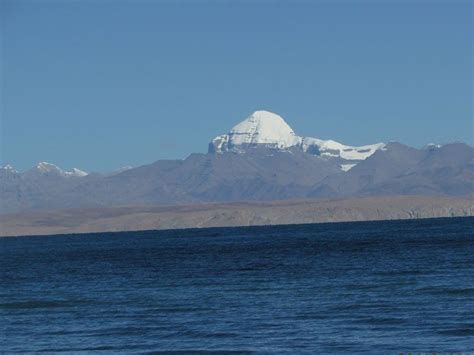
1;110;473;214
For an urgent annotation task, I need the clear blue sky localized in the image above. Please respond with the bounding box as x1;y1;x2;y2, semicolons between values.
2;0;472;172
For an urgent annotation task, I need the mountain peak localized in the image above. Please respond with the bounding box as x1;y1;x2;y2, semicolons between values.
67;168;88;177
209;110;385;163
247;110;288;122
36;161;62;173
0;164;17;174
31;162;88;177
228;110;300;148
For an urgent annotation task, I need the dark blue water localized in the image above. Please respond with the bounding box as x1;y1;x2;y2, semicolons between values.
1;217;473;353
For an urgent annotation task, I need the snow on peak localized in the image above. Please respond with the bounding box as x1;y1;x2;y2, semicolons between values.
64;168;88;177
301;137;385;161
116;165;133;172
0;164;17;173
36;161;62;173
209;110;385;162
209;110;301;153
33;162;87;177
423;143;442;150
229;110;300;148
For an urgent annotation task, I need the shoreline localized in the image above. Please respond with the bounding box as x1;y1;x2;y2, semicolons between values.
1;215;472;239
1;195;472;238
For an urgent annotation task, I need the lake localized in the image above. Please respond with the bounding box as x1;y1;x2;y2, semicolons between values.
1;217;473;353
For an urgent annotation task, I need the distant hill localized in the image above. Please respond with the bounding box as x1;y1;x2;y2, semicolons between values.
1;110;473;214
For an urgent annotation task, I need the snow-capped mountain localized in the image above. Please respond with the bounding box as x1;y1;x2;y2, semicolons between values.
0;164;18;174
66;168;88;177
209;110;385;166
28;162;88;177
0;110;472;214
210;111;301;152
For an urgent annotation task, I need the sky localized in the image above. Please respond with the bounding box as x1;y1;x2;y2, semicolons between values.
1;0;472;172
